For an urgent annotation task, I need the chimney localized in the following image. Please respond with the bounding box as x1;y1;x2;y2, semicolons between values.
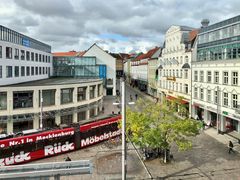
201;19;210;28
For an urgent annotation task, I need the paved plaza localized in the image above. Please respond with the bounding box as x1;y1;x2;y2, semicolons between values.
30;84;240;179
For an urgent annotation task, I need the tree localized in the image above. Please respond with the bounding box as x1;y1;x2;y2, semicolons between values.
125;98;200;163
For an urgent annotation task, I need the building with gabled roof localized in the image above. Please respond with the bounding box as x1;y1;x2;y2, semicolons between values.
130;47;161;91
157;25;197;117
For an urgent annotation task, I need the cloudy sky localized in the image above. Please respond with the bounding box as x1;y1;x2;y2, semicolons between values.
0;0;239;53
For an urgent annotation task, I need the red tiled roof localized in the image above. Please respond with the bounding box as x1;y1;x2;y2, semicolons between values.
134;47;160;61
52;51;78;57
189;29;198;42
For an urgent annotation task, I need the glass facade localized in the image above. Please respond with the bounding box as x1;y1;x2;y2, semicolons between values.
0;25;51;53
0;92;7;110
53;56;105;78
197;15;240;62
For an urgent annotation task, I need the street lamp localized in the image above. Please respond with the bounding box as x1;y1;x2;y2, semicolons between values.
40;89;43;129
113;78;135;180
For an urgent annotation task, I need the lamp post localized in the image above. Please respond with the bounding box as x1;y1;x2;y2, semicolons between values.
121;78;127;180
216;86;220;134
40;90;43;129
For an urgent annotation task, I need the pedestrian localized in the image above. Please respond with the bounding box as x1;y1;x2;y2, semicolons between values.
112;111;114;114
65;156;71;161
228;141;234;154
130;95;133;101
135;94;138;100
102;106;105;113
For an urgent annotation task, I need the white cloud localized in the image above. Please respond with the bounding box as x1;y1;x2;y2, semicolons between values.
0;0;239;53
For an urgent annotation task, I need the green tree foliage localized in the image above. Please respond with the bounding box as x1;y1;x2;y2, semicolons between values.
126;98;201;162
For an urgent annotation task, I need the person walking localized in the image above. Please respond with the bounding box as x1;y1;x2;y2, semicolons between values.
65;156;71;161
135;94;138;100
228;141;234;154
130;95;133;101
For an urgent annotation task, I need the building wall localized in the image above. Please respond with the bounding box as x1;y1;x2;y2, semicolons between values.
148;59;158;96
192;16;240;133
157;26;193;102
0;80;103;133
84;44;116;96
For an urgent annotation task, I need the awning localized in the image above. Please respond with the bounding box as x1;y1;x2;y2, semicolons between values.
166;95;189;104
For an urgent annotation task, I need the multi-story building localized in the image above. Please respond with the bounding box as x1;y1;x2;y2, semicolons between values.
0;25;52;86
157;26;197;116
0;78;103;134
83;44;116;96
148;49;162;97
0;27;104;134
130;47;161;91
192;16;240;133
110;53;129;78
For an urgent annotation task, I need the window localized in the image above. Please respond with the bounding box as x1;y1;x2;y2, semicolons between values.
14;48;19;59
39;54;41;62
26;51;30;61
207;90;211;102
6;47;12;59
214;91;218;104
223;92;228;106
35;53;38;61
35;67;38;75
77;87;86;101
31;67;34;75
194;87;198;98
21;50;25;60
61;88;73;104
6;66;12;78
223;72;228;84
0;46;2;58
194;71;198;81
14;66;19;77
0;66;2;78
200;88;204;100
21;66;25;76
78;111;86;121
41;90;55;107
200;71;204;82
39;67;42;75
26;66;30;76
13;91;33;109
232;94;238;109
207;71;212;83
184;69;188;79
61;115;73;126
232;72;238;85
214;71;219;84
90;86;96;99
0;92;7;110
184;84;188;94
31;52;34;61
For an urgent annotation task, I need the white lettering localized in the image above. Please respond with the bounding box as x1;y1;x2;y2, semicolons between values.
44;141;74;156
0;151;31;166
81;129;121;147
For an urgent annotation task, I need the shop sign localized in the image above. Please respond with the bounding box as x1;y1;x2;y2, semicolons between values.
222;111;228;115
166;77;176;81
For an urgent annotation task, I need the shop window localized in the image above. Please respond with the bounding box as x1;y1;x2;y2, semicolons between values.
77;111;86;121
77;87;86;101
61;88;73;104
0;92;7;110
60;114;72;126
13;91;33;109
